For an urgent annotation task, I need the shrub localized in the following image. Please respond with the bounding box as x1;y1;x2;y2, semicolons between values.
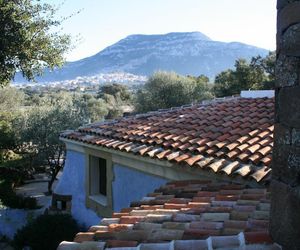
13;214;80;250
0;158;35;185
0;160;39;209
0;180;39;209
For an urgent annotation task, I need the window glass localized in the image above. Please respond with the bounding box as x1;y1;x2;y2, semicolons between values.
99;158;107;196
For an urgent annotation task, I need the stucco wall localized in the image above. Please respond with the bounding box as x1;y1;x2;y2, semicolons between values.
54;150;100;228
112;164;168;212
55;149;168;226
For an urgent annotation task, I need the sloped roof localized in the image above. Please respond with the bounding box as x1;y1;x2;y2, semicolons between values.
61;97;274;184
58;180;280;250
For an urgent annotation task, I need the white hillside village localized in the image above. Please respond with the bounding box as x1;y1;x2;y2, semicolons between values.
14;72;147;92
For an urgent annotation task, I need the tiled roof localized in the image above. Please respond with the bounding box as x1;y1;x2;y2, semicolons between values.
61;97;274;184
58;180;280;250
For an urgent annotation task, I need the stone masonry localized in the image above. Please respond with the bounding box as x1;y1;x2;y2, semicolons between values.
271;1;300;249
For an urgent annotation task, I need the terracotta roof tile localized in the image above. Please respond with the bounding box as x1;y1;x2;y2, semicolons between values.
244;231;273;244
251;167;272;182
106;239;138;248
237;136;250;144
227;149;240;160
61;97;274;184
195;157;214;168
208;159;227;172
59;180;279;249
184;155;204;166
249;153;263;165
261;155;272;166
220;161;240;175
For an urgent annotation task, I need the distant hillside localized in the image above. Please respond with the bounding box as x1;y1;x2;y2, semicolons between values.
14;32;269;83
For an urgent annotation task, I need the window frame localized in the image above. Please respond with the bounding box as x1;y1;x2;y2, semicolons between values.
85;148;114;217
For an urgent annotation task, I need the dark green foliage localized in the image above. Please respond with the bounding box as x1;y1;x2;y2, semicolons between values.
75;93;109;122
0;179;38;209
187;74;210;84
250;51;275;90
98;83;132;102
22;93;85;193
13;214;80;250
0;0;71;86
0;158;38;209
98;83;133;119
0;88;25;161
213;52;275;97
135;71;213;113
0;118;15;155
0;158;31;183
0;87;110;194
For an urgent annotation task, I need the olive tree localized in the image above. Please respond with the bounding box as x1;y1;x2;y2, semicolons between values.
0;0;71;86
135;71;212;113
22;92;109;193
23;105;80;193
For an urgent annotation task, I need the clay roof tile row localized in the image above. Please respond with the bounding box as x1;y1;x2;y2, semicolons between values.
61;97;274;184
58;180;280;250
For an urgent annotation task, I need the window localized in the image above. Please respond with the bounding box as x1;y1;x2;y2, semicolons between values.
86;150;113;216
89;156;108;205
98;158;107;196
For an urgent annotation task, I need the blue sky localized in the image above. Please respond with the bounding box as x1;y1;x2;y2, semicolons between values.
49;0;277;61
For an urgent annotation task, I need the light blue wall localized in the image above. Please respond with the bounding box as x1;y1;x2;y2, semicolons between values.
112;164;168;212
54;150;100;228
56;150;168;227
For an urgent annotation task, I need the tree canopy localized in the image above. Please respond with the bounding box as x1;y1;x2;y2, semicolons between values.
0;88;112;192
135;71;213;113
0;0;71;86
98;83;132;102
213;52;275;97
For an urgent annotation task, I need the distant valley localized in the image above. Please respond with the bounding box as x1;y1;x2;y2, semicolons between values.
14;31;269;84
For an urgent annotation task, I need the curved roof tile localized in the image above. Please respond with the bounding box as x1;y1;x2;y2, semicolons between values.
61;97;274;184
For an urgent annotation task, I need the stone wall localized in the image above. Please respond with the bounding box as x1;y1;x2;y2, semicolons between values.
271;1;300;249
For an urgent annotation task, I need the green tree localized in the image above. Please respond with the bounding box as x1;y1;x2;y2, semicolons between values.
98;83;133;119
213;52;275;97
214;59;267;97
23;104;82;193
135;71;212;113
0;114;16;162
187;74;210;84
102;93;124;119
0;87;25;111
98;83;132;102
21;91;109;192
187;74;213;101
0;0;71;86
250;51;275;90
76;94;109;122
0;87;25;162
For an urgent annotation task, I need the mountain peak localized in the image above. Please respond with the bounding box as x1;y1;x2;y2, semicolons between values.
165;31;212;41
123;31;211;42
14;31;268;83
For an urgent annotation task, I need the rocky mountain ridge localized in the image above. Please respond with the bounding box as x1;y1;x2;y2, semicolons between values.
14;32;269;83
